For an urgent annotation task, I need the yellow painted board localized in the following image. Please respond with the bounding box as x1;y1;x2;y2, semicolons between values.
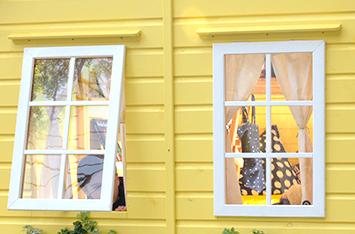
126;79;164;106
175;108;212;134
176;195;355;222
0;25;162;51
173;0;355;18
0;140;14;163
126;137;166;163
175;138;213;162
0;195;166;219
174;18;355;47
0;112;16;135
125;166;166;192
126;109;164;134
176;226;355;234
196;24;341;37
0;0;162;24
175;166;355;194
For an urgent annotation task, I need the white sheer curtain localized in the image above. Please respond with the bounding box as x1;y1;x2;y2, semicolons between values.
224;54;264;204
272;52;313;203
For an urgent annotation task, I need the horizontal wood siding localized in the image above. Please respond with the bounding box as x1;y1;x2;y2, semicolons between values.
0;0;355;233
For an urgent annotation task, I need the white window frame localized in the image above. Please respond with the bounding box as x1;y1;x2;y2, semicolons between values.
8;45;125;211
213;40;325;217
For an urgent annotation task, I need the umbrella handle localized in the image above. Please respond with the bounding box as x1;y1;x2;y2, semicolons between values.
251;94;256;124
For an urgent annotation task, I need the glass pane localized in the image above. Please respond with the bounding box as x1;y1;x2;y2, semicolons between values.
68;106;109;150
271;52;313;101
63;155;104;199
225;157;266;205
26;106;65;150
271;106;313;153
72;58;113;101
31;59;70;101
22;155;61;199
225;106;266;153
270;158;313;205
224;54;265;102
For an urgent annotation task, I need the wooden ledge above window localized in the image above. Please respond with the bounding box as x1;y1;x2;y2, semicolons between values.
197;24;341;37
8;29;141;41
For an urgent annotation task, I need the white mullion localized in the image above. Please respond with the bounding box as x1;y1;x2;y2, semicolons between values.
224;100;313;107
57;57;75;199
225;152;313;158
29;100;109;106
265;54;272;205
24;149;106;155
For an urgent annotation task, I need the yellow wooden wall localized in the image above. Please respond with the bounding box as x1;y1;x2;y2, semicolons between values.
1;0;355;233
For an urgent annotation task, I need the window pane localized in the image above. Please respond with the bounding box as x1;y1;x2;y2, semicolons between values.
68;106;109;150
224;54;265;101
22;155;61;199
225;157;266;205
271;52;313;101
270;157;313;205
225;106;266;153
26;106;65;150
72;58;112;101
63;155;104;199
271;106;313;153
31;59;70;101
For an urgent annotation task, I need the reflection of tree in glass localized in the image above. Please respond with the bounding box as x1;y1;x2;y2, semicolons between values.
32;59;69;101
74;58;112;100
28;59;68;149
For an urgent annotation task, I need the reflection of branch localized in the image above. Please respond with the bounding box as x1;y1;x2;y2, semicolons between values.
26;161;60;171
25;173;59;188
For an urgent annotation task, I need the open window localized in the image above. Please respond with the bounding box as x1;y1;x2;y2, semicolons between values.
8;45;126;211
213;41;325;217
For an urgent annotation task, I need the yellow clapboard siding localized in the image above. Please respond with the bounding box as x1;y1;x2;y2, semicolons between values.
126;79;164;106
174;78;212;105
0;23;163;52
175;165;355;194
126;137;165;163
0;222;166;234
126;108;164;134
0;0;162;24
0;140;13;163
173;0;355;18
0;194;165;219
176;195;355;222
126;164;166;192
175;137;213;162
176;225;355;234
175;107;212;134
